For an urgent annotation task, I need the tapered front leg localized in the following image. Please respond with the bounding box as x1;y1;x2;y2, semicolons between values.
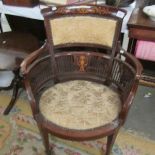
37;122;52;155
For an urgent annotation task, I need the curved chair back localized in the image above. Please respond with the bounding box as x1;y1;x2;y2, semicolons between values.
41;5;126;82
42;5;126;56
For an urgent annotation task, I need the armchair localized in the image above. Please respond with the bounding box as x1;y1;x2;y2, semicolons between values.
21;4;142;155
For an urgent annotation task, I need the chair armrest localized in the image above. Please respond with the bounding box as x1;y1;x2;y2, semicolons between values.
120;80;139;124
21;42;47;75
119;48;143;124
20;42;49;116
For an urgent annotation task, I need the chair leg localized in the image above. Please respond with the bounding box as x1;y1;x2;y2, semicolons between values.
3;78;20;115
37;123;51;155
104;129;119;155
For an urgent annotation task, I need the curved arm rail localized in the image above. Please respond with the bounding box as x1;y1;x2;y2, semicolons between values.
118;48;143;124
21;42;48;75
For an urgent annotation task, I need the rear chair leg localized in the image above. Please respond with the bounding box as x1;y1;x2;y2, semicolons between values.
37;123;52;155
104;129;120;155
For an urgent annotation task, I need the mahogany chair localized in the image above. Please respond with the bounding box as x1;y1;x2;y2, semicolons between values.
0;13;39;115
21;5;142;155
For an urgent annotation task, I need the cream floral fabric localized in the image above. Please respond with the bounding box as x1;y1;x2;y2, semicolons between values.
40;80;121;130
50;16;116;47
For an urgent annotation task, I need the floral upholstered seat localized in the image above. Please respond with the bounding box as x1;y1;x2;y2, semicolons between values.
40;80;121;130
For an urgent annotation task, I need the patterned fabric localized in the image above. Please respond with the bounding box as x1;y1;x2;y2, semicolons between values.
50;16;116;47
40;0;95;5
40;80;121;130
40;0;68;4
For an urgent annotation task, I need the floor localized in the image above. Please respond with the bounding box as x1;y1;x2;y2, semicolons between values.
1;12;155;142
124;85;155;141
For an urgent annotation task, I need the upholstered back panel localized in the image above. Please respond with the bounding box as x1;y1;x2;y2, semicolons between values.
40;0;95;5
40;0;68;4
50;16;117;48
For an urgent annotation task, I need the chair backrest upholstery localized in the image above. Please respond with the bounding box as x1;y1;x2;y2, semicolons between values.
42;5;126;56
51;16;116;47
41;5;126;83
40;0;96;5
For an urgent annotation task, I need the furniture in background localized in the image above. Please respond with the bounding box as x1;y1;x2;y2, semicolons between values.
127;0;155;87
21;5;142;155
2;0;39;7
0;13;39;114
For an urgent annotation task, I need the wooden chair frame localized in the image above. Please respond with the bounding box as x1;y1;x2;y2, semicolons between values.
21;4;142;155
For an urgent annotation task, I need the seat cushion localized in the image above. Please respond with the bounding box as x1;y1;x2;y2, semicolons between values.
40;80;121;130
